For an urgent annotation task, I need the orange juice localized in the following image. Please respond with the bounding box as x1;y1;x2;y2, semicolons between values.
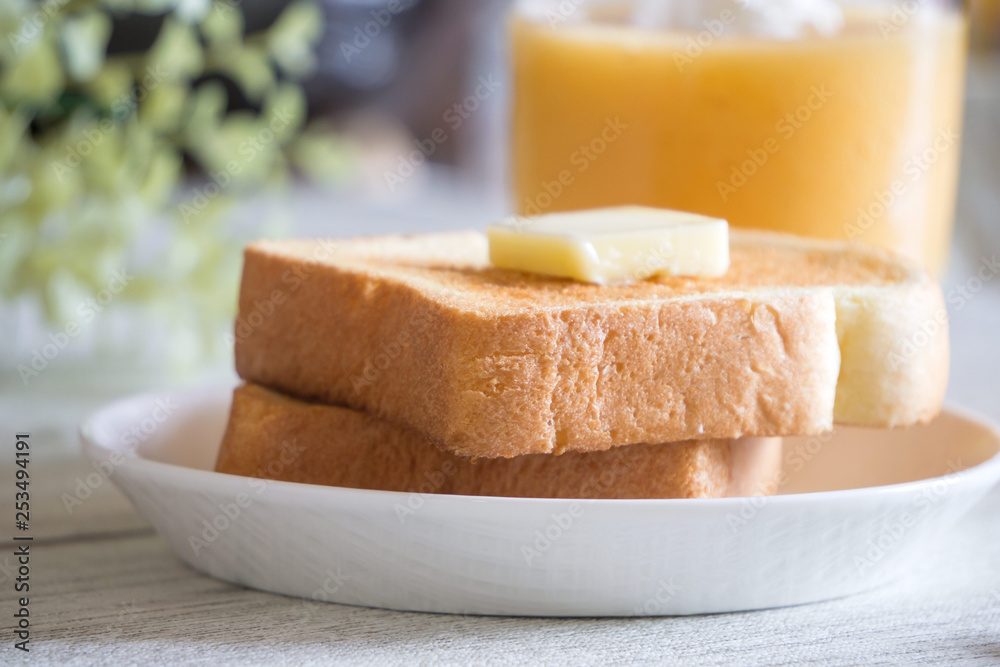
511;5;968;273
971;0;1000;48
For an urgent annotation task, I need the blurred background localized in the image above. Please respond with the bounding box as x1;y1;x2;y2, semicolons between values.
0;0;513;413
0;0;998;448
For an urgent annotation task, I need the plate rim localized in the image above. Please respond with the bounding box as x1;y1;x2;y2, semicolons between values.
79;383;1000;509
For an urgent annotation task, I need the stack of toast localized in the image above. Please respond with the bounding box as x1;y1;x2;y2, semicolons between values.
215;228;948;499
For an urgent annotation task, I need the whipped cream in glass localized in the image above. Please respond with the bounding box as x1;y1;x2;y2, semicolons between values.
518;0;845;38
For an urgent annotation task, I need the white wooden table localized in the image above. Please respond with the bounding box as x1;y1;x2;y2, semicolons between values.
1;56;999;666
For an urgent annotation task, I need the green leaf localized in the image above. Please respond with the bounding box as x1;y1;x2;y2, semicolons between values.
60;10;112;83
267;1;324;78
290;123;354;187
0;216;31;297
139;81;188;132
27;139;84;217
0;39;66;107
43;267;92;324
183;79;227;135
0;0;352;342
76;119;131;195
0;107;31;172
209;44;273;101
0;2;43;63
99;0;140;11
139;146;183;205
85;60;134;111
212;111;277;185
147;18;204;83
262;82;305;144
201;0;243;47
133;0;177;14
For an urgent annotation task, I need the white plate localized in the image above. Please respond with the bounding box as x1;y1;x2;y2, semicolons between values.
80;385;1000;617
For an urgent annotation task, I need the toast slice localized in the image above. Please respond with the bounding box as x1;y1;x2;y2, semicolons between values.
216;383;783;499
234;230;947;458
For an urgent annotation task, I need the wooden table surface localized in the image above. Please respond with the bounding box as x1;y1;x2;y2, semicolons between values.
1;55;998;666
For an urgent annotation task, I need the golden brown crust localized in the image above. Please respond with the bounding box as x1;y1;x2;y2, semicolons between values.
233;230;945;458
216;384;783;499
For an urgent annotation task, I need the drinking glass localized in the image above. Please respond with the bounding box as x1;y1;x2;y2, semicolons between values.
510;0;968;273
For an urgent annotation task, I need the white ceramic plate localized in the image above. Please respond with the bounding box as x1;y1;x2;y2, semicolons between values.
81;385;1000;617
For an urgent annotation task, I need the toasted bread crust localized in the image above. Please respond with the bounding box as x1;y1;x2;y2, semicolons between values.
234;230;946;458
216;384;783;499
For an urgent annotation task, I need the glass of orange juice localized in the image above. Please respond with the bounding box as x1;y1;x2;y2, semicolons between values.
510;0;968;273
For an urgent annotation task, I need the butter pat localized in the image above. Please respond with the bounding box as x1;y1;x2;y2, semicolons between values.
487;206;729;284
